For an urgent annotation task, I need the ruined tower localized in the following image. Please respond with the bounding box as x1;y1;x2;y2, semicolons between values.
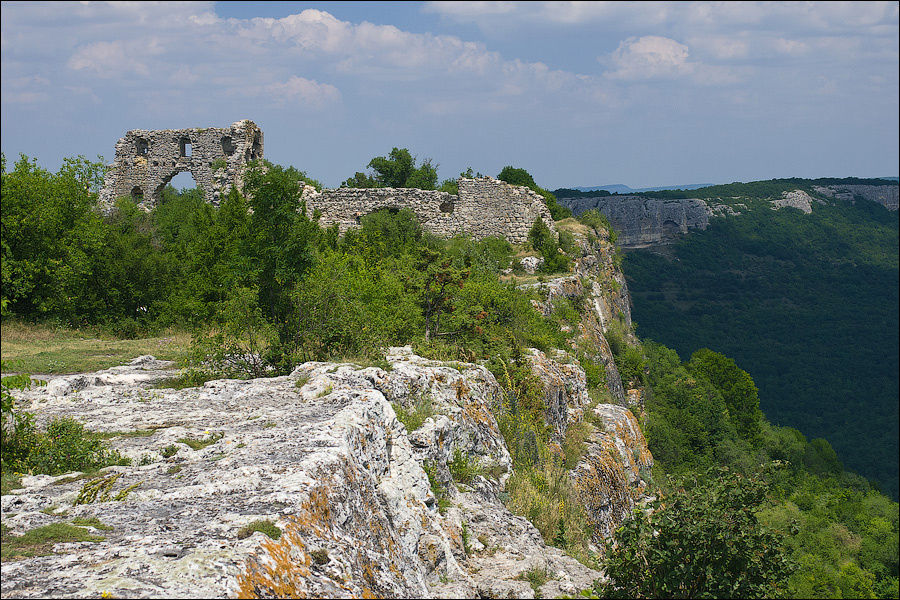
99;120;263;210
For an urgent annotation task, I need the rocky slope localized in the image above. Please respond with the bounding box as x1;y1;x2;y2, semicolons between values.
3;345;649;598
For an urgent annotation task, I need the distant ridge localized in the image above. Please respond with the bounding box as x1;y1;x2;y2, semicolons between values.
575;183;715;194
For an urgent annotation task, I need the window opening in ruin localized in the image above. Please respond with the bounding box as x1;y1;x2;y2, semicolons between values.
222;136;234;156
131;186;144;201
180;138;192;158
168;171;198;193
440;200;455;214
135;138;149;157
250;133;261;160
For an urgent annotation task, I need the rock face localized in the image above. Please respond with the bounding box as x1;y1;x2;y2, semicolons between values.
3;349;647;599
521;226;635;407
772;189;816;214
813;184;899;211
99;120;263;210
305;177;556;245
558;195;710;247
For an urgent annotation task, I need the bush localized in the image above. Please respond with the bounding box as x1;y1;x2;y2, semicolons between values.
598;467;795;599
4;415;128;476
527;218;569;274
578;209;618;244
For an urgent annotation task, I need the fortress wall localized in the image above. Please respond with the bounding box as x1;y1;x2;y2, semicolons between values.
99;120;263;210
306;177;557;245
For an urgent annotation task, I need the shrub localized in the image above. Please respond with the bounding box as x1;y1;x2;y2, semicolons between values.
448;447;482;484
598;467;795;599
3;376;129;477
578;209;618;244
237;519;282;540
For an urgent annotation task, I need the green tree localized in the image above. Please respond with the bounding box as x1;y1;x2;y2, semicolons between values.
343;148;438;190
242;162;318;352
497;165;572;220
411;247;470;341
599;467;795;599
689;348;763;444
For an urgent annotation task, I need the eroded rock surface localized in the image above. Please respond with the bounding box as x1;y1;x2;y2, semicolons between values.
2;351;619;599
558;195;710;247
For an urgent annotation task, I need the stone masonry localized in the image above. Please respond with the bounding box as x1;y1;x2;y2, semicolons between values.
304;177;557;245
99;120;263;210
100;121;556;244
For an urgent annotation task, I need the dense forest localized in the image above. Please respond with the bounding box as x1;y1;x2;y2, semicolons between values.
2;154;898;597
623;186;899;501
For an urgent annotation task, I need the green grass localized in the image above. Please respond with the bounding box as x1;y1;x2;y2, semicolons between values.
517;566;550;597
448;447;482;484
177;431;224;451
236;519;281;540
1;472;22;495
0;320;190;375
95;429;156;440
1;522;105;561
392;394;435;432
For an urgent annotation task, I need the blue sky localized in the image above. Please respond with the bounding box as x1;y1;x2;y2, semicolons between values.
1;1;898;189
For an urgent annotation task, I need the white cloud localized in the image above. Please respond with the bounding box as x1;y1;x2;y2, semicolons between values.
604;36;692;80
264;76;341;108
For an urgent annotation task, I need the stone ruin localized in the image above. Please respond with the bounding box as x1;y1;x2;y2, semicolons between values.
304;176;556;245
99;120;263;210
100;120;556;244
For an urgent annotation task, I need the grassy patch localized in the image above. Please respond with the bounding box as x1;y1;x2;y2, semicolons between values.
392;394;435;432
0;320;190;375
237;519;281;540
1;522;104;561
448;447;482;484
74;473;142;505
562;421;593;470
153;369;220;390
1;472;22;495
555;217;592;237
95;429;155;440
423;462;451;515
177;431;223;451
517;566;550;597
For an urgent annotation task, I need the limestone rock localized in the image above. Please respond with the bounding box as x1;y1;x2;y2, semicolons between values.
2;351;608;598
772;189;815;214
813;184;899;211
573;404;653;543
558;195;710;247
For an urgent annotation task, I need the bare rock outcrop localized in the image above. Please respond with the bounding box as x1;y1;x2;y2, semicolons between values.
2;352;608;599
813;184;899;211
558;195;710;247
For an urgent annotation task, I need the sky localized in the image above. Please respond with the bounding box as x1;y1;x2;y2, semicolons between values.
1;1;898;190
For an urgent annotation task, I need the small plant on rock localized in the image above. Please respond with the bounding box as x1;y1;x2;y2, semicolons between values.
237;519;281;540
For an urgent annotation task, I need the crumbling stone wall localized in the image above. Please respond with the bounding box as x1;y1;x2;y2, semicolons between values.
304;177;556;244
99;120;263;210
